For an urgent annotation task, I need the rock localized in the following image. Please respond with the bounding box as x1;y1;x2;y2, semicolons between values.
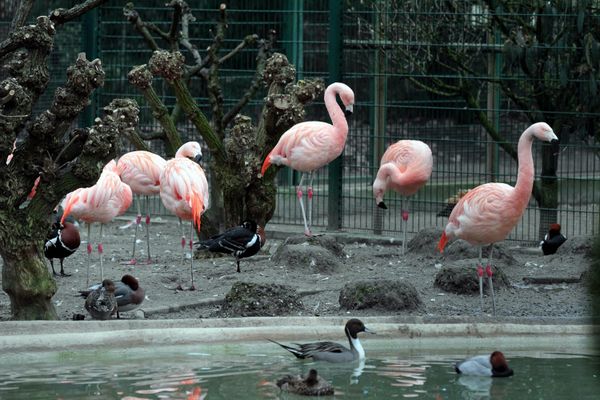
219;281;303;317
339;280;422;311
271;238;343;273
434;263;510;295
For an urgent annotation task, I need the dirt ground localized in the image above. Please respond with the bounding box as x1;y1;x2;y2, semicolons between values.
0;214;594;321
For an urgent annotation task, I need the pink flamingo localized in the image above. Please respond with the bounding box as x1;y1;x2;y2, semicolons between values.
159;142;209;290
373;140;433;255
61;160;133;285
437;122;559;315
116;150;167;264
261;82;355;236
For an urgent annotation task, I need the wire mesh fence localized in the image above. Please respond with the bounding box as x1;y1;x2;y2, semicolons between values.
2;1;599;244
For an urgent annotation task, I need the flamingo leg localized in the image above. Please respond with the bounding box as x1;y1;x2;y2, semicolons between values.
487;245;497;316
145;195;152;263
296;173;311;236
98;223;105;281
189;221;196;291
179;217;186;264
477;246;484;313
86;223;93;287
401;198;409;256
129;195;142;264
307;172;314;233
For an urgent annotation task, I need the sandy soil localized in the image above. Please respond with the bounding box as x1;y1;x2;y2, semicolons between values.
0;214;594;321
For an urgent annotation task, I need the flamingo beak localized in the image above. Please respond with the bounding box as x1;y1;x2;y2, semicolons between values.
377;201;387;210
193;153;203;164
344;104;353;117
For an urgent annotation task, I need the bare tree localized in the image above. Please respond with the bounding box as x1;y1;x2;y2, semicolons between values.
124;1;325;232
355;0;600;238
0;0;139;319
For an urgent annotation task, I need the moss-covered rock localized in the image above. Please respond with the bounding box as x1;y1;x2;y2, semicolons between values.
339;280;422;311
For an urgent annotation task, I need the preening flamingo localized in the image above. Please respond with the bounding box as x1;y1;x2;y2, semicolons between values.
61;160;133;285
116;150;167;264
261;82;355;236
437;122;559;315
159;141;209;290
373;140;433;255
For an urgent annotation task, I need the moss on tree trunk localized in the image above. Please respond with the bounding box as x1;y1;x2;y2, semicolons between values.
1;245;57;320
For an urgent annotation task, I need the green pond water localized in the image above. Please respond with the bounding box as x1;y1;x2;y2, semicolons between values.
0;341;598;399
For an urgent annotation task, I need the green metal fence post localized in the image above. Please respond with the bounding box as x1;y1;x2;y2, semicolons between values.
282;0;304;187
82;8;98;128
327;0;343;231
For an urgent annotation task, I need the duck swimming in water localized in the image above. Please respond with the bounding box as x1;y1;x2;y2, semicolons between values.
277;369;334;396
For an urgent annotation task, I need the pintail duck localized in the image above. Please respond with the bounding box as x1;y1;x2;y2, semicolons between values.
269;319;374;363
455;351;514;377
84;279;117;320
277;369;334;396
80;275;145;318
195;220;265;273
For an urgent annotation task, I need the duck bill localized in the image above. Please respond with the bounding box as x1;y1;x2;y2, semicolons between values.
364;327;376;335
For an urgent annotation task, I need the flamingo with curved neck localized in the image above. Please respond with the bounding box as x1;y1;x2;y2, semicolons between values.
373;140;433;255
261;82;355;236
437;122;559;314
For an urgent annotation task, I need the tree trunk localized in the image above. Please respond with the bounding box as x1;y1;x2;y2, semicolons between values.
538;144;559;240
1;245;57;320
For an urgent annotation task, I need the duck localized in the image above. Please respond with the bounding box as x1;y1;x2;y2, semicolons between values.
195;220;265;273
454;351;514;377
269;319;374;363
44;219;80;277
276;369;334;396
84;279;117;320
80;275;145;318
540;223;567;255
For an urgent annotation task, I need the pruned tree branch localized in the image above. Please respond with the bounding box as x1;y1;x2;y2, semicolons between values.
49;0;109;26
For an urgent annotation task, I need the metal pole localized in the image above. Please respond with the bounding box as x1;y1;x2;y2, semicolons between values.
327;0;343;231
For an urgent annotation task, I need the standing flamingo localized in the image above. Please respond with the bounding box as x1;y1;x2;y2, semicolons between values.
116;150;167;264
261;82;355;236
61;160;133;285
159;141;209;290
437;122;559;315
373;140;433;255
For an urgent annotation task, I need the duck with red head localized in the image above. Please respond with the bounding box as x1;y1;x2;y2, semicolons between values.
455;351;514;377
44;217;81;277
540;223;567;255
80;274;145;318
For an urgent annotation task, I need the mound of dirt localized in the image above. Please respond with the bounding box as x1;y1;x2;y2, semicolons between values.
407;227;444;255
280;235;346;258
434;263;510;295
338;280;422;311
271;239;344;273
440;240;517;266
218;281;304;317
557;235;594;257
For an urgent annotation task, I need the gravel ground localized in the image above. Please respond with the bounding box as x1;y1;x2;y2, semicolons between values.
0;215;594;321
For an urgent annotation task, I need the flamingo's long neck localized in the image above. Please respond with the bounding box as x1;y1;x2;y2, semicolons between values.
513;127;535;209
324;83;348;140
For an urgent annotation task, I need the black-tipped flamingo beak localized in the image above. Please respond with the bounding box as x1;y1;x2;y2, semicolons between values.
550;138;560;156
345;104;353;117
377;201;387;209
193;153;203;164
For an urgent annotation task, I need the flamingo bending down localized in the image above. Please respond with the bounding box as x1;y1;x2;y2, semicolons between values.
373;140;433;255
61;160;133;285
261;82;355;236
437;122;559;315
159;142;209;290
117;150;167;264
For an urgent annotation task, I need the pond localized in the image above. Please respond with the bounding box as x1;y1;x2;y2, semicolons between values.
0;340;598;399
